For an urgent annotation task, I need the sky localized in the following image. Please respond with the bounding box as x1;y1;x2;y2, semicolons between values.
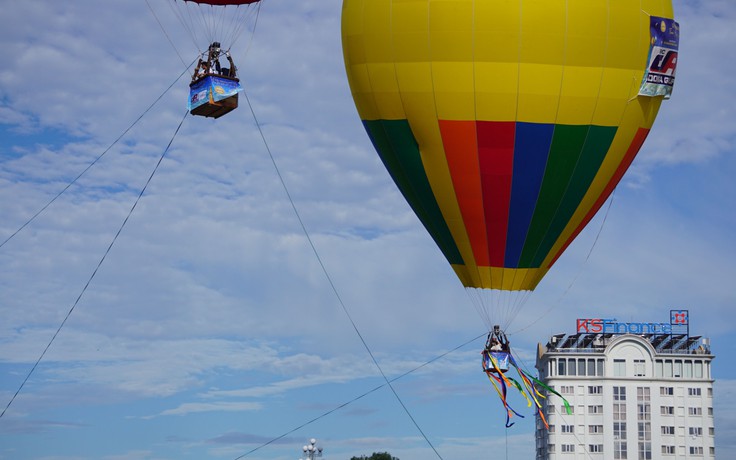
0;1;734;459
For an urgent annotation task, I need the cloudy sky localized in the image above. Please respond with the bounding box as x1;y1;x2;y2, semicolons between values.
0;1;734;459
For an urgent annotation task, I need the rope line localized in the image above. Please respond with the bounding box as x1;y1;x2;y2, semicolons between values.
232;332;486;459
0;63;194;252
0;111;189;419
145;0;189;69
241;87;444;460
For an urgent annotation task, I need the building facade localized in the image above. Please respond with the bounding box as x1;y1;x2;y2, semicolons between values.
534;314;714;459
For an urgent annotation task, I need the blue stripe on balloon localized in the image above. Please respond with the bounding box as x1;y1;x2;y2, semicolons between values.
504;122;555;267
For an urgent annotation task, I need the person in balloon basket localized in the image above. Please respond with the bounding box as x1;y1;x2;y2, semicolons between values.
219;51;237;78
192;58;210;80
192;42;237;82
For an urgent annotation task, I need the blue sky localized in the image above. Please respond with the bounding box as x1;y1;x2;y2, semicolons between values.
1;1;735;459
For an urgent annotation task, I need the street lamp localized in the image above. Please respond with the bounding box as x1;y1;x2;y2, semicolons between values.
299;438;323;460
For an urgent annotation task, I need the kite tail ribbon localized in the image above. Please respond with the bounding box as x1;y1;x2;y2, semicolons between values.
482;351;524;427
507;353;573;429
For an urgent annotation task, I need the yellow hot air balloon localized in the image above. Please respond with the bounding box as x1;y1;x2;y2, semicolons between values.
342;0;678;329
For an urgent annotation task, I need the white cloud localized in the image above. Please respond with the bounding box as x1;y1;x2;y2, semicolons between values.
1;1;735;459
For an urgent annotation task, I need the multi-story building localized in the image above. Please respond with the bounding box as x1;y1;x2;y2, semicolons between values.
534;311;714;459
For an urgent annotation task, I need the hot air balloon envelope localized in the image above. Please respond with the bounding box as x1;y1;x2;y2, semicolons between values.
341;0;678;293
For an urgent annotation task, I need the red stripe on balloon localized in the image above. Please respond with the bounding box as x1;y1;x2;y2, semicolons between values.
477;121;516;267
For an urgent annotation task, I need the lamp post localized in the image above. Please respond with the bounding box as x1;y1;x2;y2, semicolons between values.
299;438;323;460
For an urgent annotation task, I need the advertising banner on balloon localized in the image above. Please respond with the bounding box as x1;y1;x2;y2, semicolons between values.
188;76;242;111
639;16;680;98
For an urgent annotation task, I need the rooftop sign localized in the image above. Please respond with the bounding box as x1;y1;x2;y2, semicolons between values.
576;310;689;335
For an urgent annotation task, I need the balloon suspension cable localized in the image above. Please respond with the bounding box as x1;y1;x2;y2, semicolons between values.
166;0;205;54
465;286;532;335
173;1;260;50
146;0;189;69
1;111;189;419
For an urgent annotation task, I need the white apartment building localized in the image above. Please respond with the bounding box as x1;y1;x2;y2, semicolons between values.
534;312;714;459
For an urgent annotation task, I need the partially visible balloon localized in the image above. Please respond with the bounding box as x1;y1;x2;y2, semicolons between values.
170;0;263;49
341;0;678;293
184;0;261;5
181;1;260;6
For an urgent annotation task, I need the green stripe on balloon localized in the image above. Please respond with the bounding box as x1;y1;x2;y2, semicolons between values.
363;119;464;266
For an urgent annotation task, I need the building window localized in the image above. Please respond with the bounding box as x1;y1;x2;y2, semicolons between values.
689;427;702;436
547;444;555;453
547;404;556;413
588;385;603;395
561;444;575;453
660;406;674;415
589;425;603;434
689;446;703;455
685;360;693;378
562;405;574;414
708;407;713;416
689;407;703;416
634;359;646;377
638;441;652;460
613;384;628;460
587;358;596;376
695;361;703;378
637;387;652;460
614;404;626;422
660;386;673;396
588;405;603;414
709;427;715;436
614;359;626;377
548;424;555;433
589;444;604;453
597;359;605;376
614;437;628;459
661;426;675;435
664;360;673;377
561;385;574;395
561;425;574;433
578;359;586;376
661;445;676;455
688;388;702;396
673;360;682;378
707;388;713;397
568;358;577;376
558;359;566;375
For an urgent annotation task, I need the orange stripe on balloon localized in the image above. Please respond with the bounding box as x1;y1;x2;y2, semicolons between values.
550;127;651;266
439;120;490;267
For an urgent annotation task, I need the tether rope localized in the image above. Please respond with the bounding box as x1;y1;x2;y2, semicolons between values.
0;111;189;419
0;62;194;251
241;86;444;460
232;332;486;459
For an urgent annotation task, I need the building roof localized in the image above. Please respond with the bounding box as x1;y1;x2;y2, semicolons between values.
541;332;712;356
